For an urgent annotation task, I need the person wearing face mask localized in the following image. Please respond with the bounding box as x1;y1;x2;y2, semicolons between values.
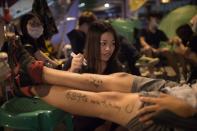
20;13;59;68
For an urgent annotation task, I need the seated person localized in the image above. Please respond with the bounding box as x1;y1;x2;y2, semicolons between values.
1;17;197;131
2;52;197;131
139;14;168;56
139;14;180;80
20;13;59;68
174;24;197;83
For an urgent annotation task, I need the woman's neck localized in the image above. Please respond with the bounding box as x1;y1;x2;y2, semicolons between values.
98;61;107;74
100;61;107;74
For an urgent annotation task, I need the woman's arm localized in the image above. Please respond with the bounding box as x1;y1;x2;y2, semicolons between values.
137;93;197;122
139;36;151;49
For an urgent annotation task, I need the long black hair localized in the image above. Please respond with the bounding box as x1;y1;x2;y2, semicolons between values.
20;13;47;54
84;21;121;74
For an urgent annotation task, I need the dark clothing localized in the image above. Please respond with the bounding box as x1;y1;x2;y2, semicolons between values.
20;35;47;55
153;110;197;131
189;67;197;84
126;108;197;131
63;57;122;75
67;29;86;54
186;34;197;83
73;117;105;131
140;29;168;49
188;34;197;53
118;35;141;75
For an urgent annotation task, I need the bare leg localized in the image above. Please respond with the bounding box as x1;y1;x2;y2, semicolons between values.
31;85;142;127
42;67;134;93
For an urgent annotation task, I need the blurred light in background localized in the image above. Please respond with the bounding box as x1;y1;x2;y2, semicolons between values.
78;2;85;8
104;3;110;8
161;0;170;4
66;17;76;21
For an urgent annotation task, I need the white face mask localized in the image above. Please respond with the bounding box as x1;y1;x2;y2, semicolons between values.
27;25;44;39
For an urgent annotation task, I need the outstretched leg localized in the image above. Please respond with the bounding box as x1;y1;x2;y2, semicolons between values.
31;85;142;127
42;67;134;93
12;41;135;94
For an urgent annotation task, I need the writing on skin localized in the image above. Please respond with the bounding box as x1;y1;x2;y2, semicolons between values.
65;90;134;114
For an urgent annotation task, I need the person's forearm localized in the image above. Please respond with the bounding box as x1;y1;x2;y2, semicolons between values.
42;67;133;93
139;37;150;48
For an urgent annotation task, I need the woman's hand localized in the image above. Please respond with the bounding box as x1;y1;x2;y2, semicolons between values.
69;53;84;72
137;93;197;124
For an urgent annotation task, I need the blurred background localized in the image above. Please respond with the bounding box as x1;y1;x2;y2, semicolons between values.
1;0;196;43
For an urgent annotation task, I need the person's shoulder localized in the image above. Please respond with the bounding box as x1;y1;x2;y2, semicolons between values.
157;29;165;34
156;29;167;37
